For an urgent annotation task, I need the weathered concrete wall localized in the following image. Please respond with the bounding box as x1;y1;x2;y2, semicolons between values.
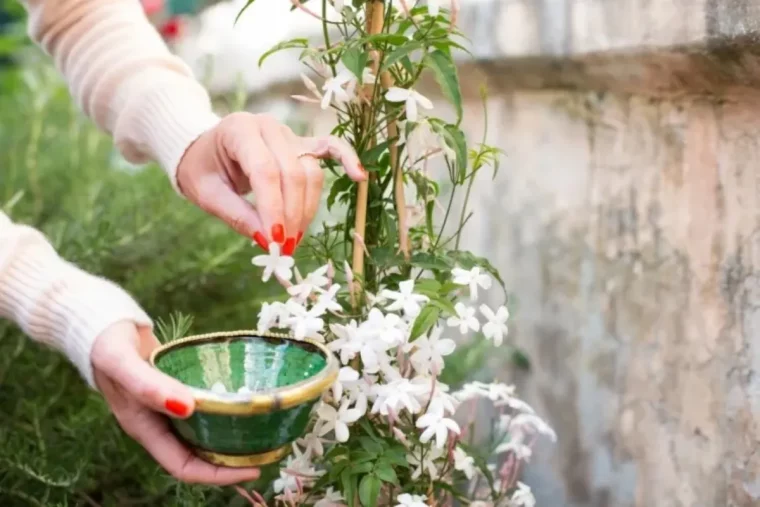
188;1;760;505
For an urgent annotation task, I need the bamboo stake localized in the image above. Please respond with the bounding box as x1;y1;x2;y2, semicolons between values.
351;0;386;307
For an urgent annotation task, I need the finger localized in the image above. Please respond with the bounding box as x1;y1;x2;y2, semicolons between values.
261;125;306;255
233;129;287;247
124;409;261;485
299;155;325;244
195;177;266;247
105;340;197;419
300;135;367;182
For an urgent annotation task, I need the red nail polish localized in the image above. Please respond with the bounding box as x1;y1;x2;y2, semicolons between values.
165;399;189;418
283;237;296;256
253;231;268;251
272;224;285;244
296;231;304;245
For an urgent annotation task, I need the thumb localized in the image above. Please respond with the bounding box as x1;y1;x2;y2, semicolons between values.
195;178;266;243
100;330;197;419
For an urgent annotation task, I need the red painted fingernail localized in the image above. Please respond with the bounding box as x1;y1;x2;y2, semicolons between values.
283;237;296;256
165;399;189;418
296;231;304;245
253;231;268;251
272;224;285;244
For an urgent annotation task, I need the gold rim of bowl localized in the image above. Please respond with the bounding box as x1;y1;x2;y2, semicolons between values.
149;330;338;416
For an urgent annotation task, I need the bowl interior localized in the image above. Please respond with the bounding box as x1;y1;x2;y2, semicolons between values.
154;335;328;394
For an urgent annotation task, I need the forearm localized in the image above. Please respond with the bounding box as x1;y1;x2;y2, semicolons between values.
20;0;220;190
0;212;152;388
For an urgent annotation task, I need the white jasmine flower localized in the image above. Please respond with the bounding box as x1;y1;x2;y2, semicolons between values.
416;401;461;448
361;307;406;347
385;87;434;122
257;301;286;333
283;300;325;340
371;377;427;416
296;421;326;458
328;320;362;364
453;447;476;479
273;451;322;493
494;396;536;415
451;266;492;301
332;365;360;400
252;242;294;282
410;326;456;375
480;304;509;346
406;120;454;170
453;381;515;402
446;302;480;334
495;439;532;461
396;493;429;507
315;283;343;313
210;381;227;394
509;413;557;442
237;385;251;395
288;264;329;300
300;72;322;100
332;0;345;11
380;279;429;318
322;69;354;109
407;446;444;480
317;399;362;442
509;482;536;507
315;487;344;507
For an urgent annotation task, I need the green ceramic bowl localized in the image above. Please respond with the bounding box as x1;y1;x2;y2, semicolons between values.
149;330;338;467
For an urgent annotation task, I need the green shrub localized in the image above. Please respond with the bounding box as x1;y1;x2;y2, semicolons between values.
0;58;281;506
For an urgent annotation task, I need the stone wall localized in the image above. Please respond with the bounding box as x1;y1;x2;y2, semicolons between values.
187;1;760;505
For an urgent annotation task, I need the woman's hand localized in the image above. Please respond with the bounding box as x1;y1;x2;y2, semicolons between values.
177;112;368;254
91;321;260;485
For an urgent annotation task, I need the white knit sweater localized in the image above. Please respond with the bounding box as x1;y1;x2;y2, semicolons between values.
0;0;221;388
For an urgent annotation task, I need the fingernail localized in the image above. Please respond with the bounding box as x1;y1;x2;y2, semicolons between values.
165;399;190;418
253;231;268;251
296;231;304;245
272;224;285;244
359;164;368;177
283;237;296;256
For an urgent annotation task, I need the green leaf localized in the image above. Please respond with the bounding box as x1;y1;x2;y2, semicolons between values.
234;0;257;24
423;50;463;123
363;33;410;46
414;279;441;296
441;124;468;183
382;41;424;71
382;448;410;467
258;38;309;68
428;296;457;316
342;47;369;80
359;474;381;507
351;462;375;475
359;437;384;455
409;304;440;342
373;463;399;485
342;467;358;507
327;175;353;211
361;140;392;167
411;252;452;271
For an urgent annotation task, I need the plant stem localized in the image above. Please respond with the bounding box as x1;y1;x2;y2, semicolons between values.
380;73;410;261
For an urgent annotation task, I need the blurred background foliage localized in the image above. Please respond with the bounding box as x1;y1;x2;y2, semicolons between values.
0;3;503;505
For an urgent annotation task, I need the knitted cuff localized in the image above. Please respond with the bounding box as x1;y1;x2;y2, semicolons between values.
112;69;222;194
0;243;152;389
